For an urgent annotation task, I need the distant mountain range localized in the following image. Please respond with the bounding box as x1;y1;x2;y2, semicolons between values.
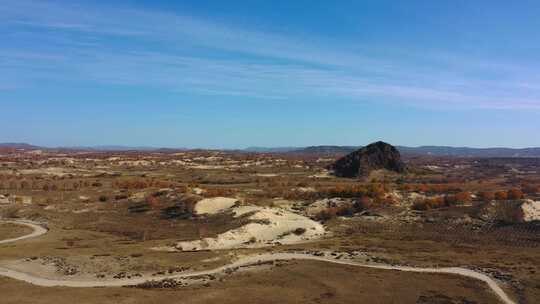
66;145;175;151
243;146;302;153
396;146;540;158
245;145;540;157
1;143;540;157
0;143;42;150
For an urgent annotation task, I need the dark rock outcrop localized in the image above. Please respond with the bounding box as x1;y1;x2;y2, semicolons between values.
329;141;406;178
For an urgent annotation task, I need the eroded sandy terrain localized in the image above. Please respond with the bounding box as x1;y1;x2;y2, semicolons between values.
0;149;538;303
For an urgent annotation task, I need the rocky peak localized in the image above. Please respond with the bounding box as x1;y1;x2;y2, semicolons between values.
329;141;406;178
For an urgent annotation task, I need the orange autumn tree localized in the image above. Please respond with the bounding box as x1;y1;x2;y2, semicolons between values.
479;191;495;202
494;191;508;200
417;184;429;193
146;195;161;210
455;191;472;203
507;189;524;200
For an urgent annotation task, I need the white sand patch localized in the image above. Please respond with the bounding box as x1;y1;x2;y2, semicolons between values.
270;199;298;211
19;167;72;177
521;200;540;222
200;256;222;263
0;196;9;205
72;208;91;214
308;170;333;178
191;187;205;195
128;192;146;201
189;164;225;170
118;160;153;166
176;206;325;251
254;173;278;177
194;197;239;215
294;187;316;193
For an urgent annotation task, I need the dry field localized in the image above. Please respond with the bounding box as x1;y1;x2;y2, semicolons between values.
0;150;539;303
0;223;33;240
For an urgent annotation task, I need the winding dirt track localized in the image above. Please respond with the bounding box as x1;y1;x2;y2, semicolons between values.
0;220;48;245
0;219;516;304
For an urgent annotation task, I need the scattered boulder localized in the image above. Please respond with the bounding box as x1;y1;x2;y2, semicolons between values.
329;141;406;178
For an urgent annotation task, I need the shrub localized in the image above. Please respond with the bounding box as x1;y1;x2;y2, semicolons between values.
354;196;372;211
495;191;508;200
114;194;128;201
522;184;540;194
417;184;429;193
315;202;358;221
335;203;355;217
293;227;306;235
1;205;21;218
430;196;446;208
146;196;160;209
315;207;338;221
454;191;472;204
412;201;429;211
98;195;108;202
413;196;445;210
204;188;237;197
479;191;495;202
507;189;524;200
445;195;457;206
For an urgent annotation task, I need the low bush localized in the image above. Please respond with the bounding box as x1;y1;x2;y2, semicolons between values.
315;203;357;221
293;227;306;235
114;194;128;201
1;205;21;218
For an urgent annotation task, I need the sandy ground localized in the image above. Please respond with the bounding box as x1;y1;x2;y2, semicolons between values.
176;206;326;251
254;173;278;177
521;200;540;222
0;223;33;240
194;197;238;215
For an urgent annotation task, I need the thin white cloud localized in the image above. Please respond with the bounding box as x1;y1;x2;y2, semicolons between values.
2;0;540;109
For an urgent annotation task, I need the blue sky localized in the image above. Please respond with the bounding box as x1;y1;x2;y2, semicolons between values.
1;0;539;148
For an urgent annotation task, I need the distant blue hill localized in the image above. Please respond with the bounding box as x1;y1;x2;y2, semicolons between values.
245;145;540;157
1;143;540;157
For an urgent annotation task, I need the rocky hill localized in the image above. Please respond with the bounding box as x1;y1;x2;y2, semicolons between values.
329;141;406;178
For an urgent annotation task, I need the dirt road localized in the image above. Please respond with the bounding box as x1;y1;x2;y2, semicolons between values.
0;219;516;304
0;219;48;245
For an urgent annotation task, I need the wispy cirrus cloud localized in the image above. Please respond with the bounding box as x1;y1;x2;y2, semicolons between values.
2;0;540;109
